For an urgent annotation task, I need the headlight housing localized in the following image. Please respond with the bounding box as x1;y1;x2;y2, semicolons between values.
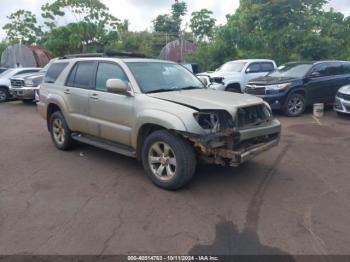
336;92;344;99
194;110;234;132
24;80;34;87
265;83;291;91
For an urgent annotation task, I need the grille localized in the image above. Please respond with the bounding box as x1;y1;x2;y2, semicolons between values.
236;104;271;128
11;79;24;88
245;85;266;95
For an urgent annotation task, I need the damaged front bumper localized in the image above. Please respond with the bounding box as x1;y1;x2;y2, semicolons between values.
180;119;281;167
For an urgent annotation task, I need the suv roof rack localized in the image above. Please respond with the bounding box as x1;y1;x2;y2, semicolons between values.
60;51;147;59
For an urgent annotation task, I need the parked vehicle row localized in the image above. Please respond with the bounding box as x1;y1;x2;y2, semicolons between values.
0;67;41;102
9;60;56;103
37;53;281;190
197;59;277;93
198;60;350;117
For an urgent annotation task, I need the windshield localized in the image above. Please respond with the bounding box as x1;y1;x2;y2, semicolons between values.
0;69;15;78
40;63;51;73
219;62;247;72
269;63;313;78
127;62;204;93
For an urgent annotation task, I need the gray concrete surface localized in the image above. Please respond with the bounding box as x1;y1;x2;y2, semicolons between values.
0;101;349;256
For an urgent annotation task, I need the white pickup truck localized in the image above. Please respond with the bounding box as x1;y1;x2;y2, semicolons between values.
197;59;277;93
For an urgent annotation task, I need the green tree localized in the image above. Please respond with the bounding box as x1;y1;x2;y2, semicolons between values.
153;1;187;34
216;0;347;63
190;9;216;41
3;10;43;44
186;26;237;71
153;14;178;33
41;0;120;51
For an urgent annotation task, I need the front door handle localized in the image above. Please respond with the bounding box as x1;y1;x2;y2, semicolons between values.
90;93;99;100
64;89;71;94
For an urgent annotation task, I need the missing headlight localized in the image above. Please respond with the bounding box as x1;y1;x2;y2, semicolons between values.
194;110;234;132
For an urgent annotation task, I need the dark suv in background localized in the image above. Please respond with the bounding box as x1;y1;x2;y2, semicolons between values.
245;61;350;116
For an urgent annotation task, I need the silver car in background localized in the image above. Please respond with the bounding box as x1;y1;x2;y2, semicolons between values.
334;85;350;115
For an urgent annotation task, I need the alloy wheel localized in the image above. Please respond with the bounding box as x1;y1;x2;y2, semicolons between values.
288;96;304;115
148;142;177;181
52;118;65;145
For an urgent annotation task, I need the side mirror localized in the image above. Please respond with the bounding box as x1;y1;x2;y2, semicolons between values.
310;71;321;78
197;76;208;86
106;79;130;95
245;68;251;74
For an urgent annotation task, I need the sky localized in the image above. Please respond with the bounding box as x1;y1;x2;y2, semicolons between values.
0;0;350;39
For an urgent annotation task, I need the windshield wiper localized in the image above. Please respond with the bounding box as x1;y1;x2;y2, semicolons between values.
146;88;176;94
178;86;203;90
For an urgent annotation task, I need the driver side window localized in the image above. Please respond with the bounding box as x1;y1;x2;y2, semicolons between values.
311;64;328;77
95;63;129;92
246;63;261;73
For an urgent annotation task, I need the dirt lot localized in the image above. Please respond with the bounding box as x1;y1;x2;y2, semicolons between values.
0;101;350;256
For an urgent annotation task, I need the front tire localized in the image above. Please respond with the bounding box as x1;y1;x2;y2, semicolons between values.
0;88;9;102
142;130;197;190
49;111;74;150
283;93;306;117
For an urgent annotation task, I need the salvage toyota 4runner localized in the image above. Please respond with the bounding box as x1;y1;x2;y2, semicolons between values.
37;53;281;190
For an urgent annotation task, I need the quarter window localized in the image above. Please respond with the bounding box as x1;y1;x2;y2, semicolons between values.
95;63;128;92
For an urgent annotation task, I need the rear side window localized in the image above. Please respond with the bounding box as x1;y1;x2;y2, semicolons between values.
261;62;274;72
66;62;95;89
95;62;129;92
342;63;350;74
44;63;68;83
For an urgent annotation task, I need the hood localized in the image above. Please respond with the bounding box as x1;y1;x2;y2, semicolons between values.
11;72;44;81
148;89;263;113
249;75;299;85
339;85;350;95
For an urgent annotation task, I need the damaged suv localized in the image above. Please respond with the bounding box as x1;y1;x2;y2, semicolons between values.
37;53;281;190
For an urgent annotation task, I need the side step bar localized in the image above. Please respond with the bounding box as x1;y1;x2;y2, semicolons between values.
71;134;136;158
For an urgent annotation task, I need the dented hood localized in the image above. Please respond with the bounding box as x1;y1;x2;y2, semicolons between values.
148;89;263;112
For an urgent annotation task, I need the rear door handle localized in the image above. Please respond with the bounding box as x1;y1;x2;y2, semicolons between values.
90;93;99;100
64;89;71;94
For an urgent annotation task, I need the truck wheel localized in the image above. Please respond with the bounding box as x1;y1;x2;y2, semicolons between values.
283;93;306;117
49;111;74;150
142;130;197;190
0;88;9;102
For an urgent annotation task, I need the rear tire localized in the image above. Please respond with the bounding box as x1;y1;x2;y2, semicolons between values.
49;111;74;150
283;93;306;117
141;130;197;190
0;88;9;102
